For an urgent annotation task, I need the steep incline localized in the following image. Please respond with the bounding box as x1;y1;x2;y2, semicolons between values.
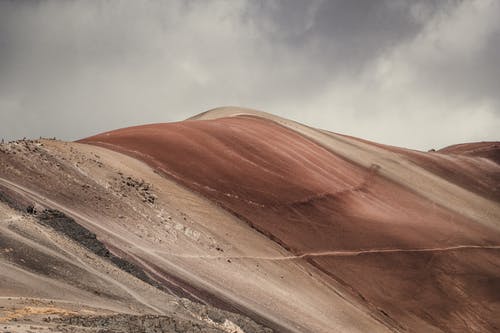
80;107;500;332
1;137;389;333
80;115;499;252
0;188;270;333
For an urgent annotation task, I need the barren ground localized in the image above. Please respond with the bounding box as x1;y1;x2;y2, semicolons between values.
1;107;499;332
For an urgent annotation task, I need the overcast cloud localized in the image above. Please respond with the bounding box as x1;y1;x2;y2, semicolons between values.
0;0;499;150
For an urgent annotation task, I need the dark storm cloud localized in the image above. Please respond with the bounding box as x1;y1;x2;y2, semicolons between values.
248;0;425;65
241;0;443;103
0;0;499;150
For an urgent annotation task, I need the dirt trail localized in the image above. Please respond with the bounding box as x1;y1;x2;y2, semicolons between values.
0;176;305;333
4;174;499;272
35;225;165;314
152;244;500;261
0;219;164;315
0;177;165;315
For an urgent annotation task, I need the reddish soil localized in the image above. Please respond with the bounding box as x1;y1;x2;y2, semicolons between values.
80;115;500;332
79;116;499;251
312;248;500;332
439;141;500;164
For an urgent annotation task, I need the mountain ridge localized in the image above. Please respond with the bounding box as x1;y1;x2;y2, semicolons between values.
1;107;499;332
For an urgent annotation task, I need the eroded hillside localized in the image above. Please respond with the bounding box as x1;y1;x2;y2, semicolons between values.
1;107;500;332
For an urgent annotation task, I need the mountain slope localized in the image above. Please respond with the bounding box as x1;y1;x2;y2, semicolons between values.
1;106;499;332
80;107;500;332
0;134;387;333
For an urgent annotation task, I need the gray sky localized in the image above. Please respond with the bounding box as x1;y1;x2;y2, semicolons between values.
1;0;499;150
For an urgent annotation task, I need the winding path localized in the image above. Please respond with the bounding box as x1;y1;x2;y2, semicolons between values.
2;176;499;264
0;176;304;333
152;244;500;262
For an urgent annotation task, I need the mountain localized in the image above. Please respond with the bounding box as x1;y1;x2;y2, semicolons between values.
1;107;499;333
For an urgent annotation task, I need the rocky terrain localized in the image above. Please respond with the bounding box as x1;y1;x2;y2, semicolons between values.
1;107;499;332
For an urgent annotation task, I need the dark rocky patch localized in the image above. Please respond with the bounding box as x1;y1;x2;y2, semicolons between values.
0;184;34;212
36;209;165;292
53;311;273;333
120;176;157;204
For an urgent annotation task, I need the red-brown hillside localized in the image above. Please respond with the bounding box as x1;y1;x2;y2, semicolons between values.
440;141;500;164
79;109;500;332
